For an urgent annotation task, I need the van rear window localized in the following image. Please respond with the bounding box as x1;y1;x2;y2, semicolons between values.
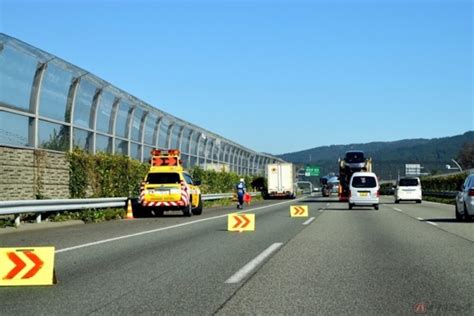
399;178;419;186
352;176;377;188
146;173;180;184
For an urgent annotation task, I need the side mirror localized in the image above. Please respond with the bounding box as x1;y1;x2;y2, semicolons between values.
194;180;201;186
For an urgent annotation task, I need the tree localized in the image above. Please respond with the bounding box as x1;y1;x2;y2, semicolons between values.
457;142;474;169
41;127;69;151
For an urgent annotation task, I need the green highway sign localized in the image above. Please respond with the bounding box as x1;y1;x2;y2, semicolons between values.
305;166;320;176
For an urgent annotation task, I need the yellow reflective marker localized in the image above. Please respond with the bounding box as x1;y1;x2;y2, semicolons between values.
290;205;309;217
0;247;55;286
227;213;255;232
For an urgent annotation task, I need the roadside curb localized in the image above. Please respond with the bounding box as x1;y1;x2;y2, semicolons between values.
0;220;84;235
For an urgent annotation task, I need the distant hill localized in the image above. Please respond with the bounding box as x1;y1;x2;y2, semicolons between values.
277;131;473;180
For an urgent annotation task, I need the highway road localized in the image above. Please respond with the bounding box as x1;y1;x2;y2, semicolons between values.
1;196;473;315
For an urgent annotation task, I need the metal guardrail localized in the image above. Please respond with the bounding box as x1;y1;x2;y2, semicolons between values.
202;193;233;201
422;191;457;198
380;190;458;198
0;192;261;226
0;198;127;215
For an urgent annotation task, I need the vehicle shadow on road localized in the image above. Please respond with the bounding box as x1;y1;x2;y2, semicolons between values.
421;218;465;223
324;207;378;212
303;198;341;203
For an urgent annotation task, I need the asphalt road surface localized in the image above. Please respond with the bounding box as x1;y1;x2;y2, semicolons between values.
1;196;472;315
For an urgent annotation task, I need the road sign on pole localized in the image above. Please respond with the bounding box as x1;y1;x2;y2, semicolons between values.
305;166;320;176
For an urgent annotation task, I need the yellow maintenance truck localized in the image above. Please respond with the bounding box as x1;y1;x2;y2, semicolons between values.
135;149;203;217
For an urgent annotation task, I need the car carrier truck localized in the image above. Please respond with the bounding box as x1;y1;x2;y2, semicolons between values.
338;150;372;201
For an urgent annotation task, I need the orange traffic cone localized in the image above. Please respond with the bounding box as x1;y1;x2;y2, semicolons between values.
125;199;134;219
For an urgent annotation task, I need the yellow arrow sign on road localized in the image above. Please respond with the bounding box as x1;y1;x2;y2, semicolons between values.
0;247;55;286
228;214;255;232
290;205;309;217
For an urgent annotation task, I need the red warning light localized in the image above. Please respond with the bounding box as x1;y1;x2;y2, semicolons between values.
168;149;180;156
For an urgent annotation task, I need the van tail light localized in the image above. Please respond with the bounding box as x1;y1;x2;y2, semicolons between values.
377;190;380;197
468;189;474;197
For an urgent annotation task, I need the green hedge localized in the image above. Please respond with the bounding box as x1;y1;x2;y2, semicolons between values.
68;149;148;198
420;172;467;192
68;149;259;198
376;174;467;197
188;166;255;194
379;183;394;195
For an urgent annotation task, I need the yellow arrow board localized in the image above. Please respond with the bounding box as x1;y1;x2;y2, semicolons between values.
228;214;255;232
0;247;55;286
290;205;309;217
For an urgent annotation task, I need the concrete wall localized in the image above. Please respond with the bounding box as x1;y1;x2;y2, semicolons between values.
0;147;70;201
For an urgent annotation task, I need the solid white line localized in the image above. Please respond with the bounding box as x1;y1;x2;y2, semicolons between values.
426;221;438;226
303;217;315;225
416;217;424;220
393;207;403;212
326;203;330;206
55;198;305;254
225;243;283;284
319;209;324;212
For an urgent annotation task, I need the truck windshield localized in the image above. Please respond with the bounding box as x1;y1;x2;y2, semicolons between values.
146;173;180;184
345;152;365;163
399;178;419;186
352;176;377;188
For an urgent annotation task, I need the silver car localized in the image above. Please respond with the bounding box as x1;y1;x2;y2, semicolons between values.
455;173;474;221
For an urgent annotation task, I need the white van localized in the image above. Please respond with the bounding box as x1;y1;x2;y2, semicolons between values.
394;177;422;204
349;172;380;210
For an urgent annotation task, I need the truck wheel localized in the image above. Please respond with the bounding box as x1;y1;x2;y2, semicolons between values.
192;196;203;215
348;203;353;210
395;199;399;204
183;202;192;217
374;204;379;210
416;200;422;204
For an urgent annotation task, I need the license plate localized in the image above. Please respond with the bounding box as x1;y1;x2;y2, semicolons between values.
359;192;368;197
155;190;170;195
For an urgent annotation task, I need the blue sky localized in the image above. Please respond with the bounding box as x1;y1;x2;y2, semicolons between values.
1;0;472;154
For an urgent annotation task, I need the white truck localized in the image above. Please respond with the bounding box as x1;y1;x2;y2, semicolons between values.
266;163;296;199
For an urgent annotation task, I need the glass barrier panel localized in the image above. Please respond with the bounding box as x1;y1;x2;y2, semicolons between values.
0;46;37;111
0;110;30;147
39;63;73;122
